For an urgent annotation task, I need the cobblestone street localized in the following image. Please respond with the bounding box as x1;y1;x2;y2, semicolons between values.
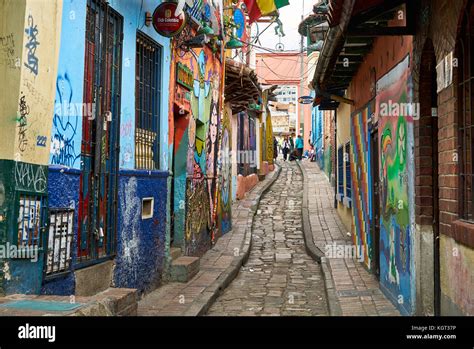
207;161;329;316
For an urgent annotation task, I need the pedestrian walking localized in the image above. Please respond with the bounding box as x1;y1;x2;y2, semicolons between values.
295;134;304;160
281;136;291;161
289;133;295;151
309;144;316;162
273;137;279;161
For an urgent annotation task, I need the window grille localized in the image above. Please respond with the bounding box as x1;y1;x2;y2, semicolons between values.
17;195;47;248
45;209;74;276
458;1;474;221
337;146;344;196
345;142;352;199
135;31;161;170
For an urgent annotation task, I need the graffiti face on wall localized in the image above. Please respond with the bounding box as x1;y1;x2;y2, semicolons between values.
193;51;212;124
376;55;414;313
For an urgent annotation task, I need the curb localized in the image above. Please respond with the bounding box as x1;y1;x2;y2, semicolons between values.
295;161;325;262
184;165;283;316
295;160;343;316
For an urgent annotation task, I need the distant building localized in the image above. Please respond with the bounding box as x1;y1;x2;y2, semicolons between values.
255;52;312;150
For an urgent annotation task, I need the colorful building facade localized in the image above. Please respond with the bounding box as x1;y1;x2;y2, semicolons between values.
305;0;473;316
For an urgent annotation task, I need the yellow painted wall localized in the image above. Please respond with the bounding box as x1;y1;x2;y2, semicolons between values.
336;98;352;233
440;235;474;315
0;0;27;162
0;0;62;165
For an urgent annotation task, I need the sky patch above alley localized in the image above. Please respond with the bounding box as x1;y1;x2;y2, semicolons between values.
253;0;314;51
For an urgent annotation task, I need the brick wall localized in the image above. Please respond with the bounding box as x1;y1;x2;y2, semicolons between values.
412;0;474;315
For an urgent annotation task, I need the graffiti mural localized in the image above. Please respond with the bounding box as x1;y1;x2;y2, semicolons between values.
350;106;372;266
185;178;211;255
218;107;232;235
172;2;224;252
376;55;414;314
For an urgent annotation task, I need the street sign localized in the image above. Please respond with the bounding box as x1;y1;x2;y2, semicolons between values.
152;2;187;38
298;96;313;104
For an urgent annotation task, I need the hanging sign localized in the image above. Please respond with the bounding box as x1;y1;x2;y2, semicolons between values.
152;2;187;37
176;63;194;90
298;96;314;104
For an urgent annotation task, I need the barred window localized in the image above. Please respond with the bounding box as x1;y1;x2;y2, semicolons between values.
17;195;47;248
337;146;344;197
135;31;161;170
345;142;352;199
458;2;474;221
45;209;74;276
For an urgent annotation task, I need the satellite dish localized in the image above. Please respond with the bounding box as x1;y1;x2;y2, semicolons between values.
276;43;285;51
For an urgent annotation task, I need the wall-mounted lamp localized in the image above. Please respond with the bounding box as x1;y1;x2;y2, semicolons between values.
198;22;215;36
183;34;210;49
225;36;243;49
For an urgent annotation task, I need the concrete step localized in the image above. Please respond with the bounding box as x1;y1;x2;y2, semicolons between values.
89;287;138;316
170;247;182;261
170;256;200;283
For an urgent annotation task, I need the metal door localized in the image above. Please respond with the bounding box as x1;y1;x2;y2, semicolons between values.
77;0;123;264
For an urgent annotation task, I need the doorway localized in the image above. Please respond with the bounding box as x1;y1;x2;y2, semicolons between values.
370;125;380;279
77;0;123;264
419;38;439;315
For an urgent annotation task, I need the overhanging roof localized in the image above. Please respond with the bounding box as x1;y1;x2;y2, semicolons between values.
225;58;262;114
311;0;416;98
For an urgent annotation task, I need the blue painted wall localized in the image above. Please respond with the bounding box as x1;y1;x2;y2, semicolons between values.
49;0;87;169
108;0;171;172
41;167;80;295
42;0;172;295
114;171;168;292
311;104;324;168
50;0;171;171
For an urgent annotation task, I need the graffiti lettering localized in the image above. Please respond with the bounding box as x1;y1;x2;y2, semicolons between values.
0;32;17;69
15;162;47;193
24;15;40;75
51;74;80;167
18;93;29;153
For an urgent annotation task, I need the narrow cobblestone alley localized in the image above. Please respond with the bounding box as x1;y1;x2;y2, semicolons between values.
207;162;329;316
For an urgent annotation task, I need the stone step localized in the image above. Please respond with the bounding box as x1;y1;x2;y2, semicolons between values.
170;247;182;261
170;256;200;283
93;287;138;316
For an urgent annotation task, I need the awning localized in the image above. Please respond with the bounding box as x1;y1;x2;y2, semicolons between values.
225;58;262;114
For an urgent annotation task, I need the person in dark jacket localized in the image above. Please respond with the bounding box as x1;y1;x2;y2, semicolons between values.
281;136;291;161
273;137;279;161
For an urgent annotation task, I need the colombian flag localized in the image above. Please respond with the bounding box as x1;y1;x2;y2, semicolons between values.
244;0;290;23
